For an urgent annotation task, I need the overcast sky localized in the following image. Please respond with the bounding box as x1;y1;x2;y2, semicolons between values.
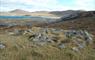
0;0;95;12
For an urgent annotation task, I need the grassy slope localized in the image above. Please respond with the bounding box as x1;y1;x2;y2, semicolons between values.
0;28;95;60
0;16;95;60
46;17;95;35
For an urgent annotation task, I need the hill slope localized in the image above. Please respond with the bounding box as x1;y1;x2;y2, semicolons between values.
46;17;95;35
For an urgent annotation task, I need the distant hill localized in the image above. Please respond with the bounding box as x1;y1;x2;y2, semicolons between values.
0;9;57;17
50;10;95;17
0;10;95;18
10;9;30;14
0;9;31;16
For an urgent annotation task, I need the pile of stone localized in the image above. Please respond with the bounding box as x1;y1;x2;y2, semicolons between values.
25;27;93;51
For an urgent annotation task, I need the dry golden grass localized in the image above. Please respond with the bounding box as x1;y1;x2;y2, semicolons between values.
0;30;95;60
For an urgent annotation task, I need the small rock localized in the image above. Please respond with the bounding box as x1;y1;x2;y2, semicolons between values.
0;43;5;49
58;43;65;49
72;47;79;52
78;44;85;49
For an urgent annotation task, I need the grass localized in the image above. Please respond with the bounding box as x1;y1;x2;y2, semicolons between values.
0;32;95;60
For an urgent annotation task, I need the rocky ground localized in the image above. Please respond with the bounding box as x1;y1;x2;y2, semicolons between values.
0;27;95;60
0;10;95;60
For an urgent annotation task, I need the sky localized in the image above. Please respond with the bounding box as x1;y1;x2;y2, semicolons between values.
0;0;95;12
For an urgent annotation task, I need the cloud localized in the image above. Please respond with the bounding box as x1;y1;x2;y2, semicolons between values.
74;0;95;10
0;0;72;11
0;0;95;11
0;0;59;7
0;0;63;11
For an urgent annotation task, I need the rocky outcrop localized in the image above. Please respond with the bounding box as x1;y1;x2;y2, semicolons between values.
22;27;93;51
60;11;95;21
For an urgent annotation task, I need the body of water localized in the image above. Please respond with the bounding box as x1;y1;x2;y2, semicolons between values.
0;16;35;19
0;16;57;23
